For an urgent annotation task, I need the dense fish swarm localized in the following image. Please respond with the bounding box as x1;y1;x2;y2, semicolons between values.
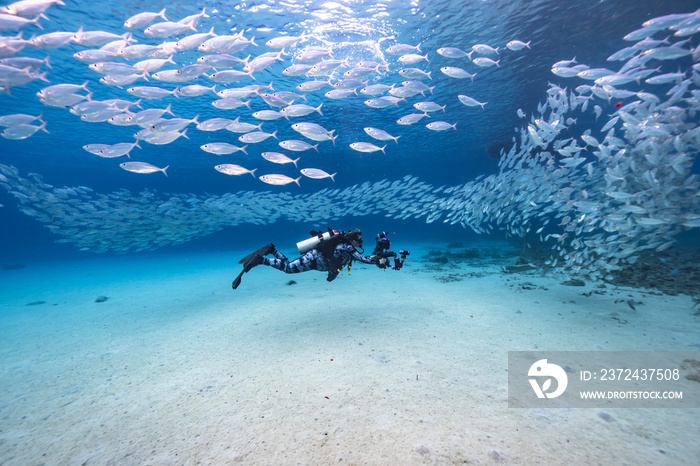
0;2;529;181
0;4;699;282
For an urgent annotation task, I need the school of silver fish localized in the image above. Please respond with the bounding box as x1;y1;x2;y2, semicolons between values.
0;2;699;283
0;1;525;183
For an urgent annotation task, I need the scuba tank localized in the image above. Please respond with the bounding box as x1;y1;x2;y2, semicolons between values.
296;229;340;254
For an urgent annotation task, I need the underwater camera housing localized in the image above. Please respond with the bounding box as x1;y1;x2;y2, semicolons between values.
373;231;410;270
373;231;391;256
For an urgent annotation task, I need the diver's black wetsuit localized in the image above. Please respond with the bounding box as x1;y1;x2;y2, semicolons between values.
262;243;376;279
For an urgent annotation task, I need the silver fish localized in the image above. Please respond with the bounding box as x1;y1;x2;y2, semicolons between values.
349;142;386;154
201;143;248;155
279;140;319;152
396;113;429;125
212;98;251;110
150;116;198;133
174;84;216;97
72;30;132;47
325;88;356;99
208;69;254;84
140;129;188;145
196;118;236;131
282;64;313;76
215;164;256;177
291;122;331;136
440;66;473;79
261;152;299;167
458;95;487;109
385;43;421;56
414;102;446;113
28;31;73;49
259;174;300;186
296;80;330;92
437;47;471;59
252;110;284;121
426;121;457;131
363;127;400;144
398;53;428;64
360;83;395;96
175;26;216;51
364;97;401;109
131;104;174;125
301;168;336;181
398;68;431;80
100;74;146;86
119;162;169;176
126;86;173;99
472;57;500;68
133;56;175;73
82;143;110;155
117;44;161;60
124;8;168;29
472;44;499;55
1;121;48;139
144;21;195;38
506;40;531;51
227;118;262;133
0;13;42;31
0;112;43;126
97;141;140;158
279;103;323;118
238;130;278;143
197;53;248;68
2;0;64;17
266;34;306;49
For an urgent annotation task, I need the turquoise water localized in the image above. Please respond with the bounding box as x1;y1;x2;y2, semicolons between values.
1;0;700;464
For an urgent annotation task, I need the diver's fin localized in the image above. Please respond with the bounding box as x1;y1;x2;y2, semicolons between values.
237;243;275;274
237;243;275;265
233;244;275;289
232;270;245;289
309;230;320;236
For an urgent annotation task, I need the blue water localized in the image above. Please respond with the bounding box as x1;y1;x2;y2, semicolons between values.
2;1;700;464
1;0;698;260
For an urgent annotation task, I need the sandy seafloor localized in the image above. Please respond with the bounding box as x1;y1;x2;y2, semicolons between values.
1;240;699;465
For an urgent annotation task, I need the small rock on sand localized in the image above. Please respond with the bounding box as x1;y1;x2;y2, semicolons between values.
414;444;430;455
488;449;504;461
597;411;618;423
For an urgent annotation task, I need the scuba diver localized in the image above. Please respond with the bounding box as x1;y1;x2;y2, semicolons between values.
232;228;409;289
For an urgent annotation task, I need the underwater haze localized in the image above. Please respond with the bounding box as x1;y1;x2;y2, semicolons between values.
1;0;700;464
